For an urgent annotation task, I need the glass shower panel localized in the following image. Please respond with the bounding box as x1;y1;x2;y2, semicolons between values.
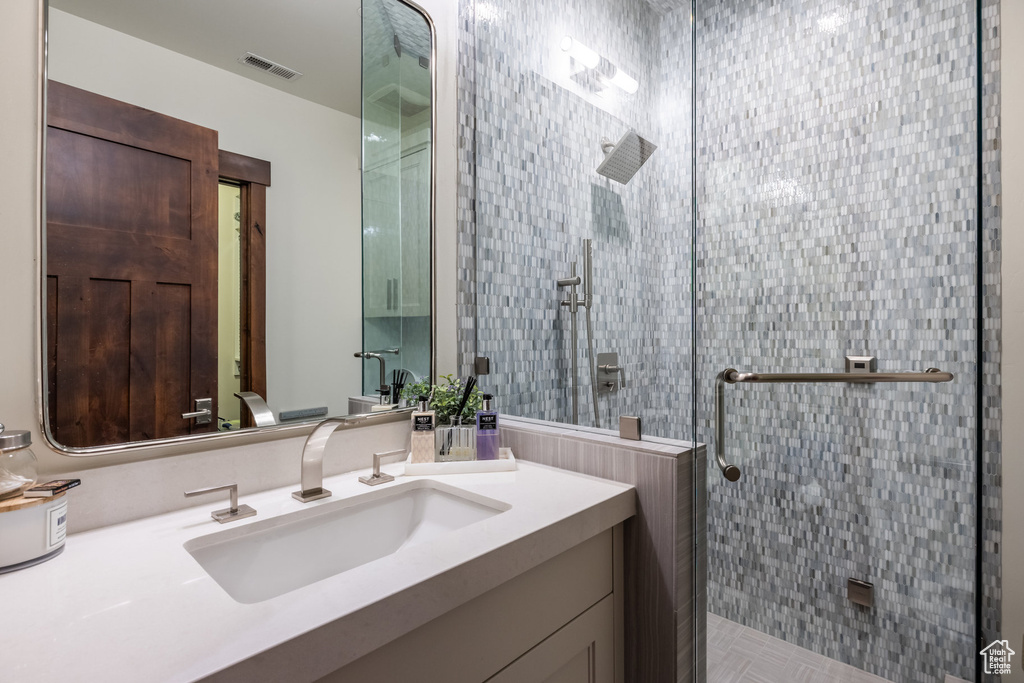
361;0;433;397
695;2;978;682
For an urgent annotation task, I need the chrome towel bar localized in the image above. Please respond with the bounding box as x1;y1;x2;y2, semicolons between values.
715;367;954;482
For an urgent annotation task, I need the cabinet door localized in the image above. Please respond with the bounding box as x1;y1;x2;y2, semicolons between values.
486;594;614;683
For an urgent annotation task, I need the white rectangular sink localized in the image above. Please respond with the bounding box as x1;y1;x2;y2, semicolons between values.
184;479;510;604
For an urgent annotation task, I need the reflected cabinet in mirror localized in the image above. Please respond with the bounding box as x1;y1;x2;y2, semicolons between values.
41;0;434;452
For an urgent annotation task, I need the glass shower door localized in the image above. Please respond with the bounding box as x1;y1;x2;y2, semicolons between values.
694;2;979;681
462;0;983;680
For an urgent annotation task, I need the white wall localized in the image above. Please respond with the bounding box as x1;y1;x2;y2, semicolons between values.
49;8;363;422
0;0;458;474
1002;2;1023;679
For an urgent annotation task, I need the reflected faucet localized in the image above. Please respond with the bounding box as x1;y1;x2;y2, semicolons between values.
233;391;276;427
355;349;400;404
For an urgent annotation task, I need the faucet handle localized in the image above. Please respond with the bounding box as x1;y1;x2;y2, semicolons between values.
359;449;404;486
184;483;257;523
599;364;627;389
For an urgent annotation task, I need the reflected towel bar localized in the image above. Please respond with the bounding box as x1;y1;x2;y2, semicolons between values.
715;367;954;482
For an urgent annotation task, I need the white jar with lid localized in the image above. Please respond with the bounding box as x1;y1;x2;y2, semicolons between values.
0;423;37;500
0;425;67;573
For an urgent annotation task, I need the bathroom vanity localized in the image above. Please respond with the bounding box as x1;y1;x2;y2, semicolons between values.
0;461;634;683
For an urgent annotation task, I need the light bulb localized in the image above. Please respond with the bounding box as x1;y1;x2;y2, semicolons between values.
609;68;639;94
559;36;600;69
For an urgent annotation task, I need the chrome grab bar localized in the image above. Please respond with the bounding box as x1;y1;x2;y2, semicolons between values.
715;367;954;482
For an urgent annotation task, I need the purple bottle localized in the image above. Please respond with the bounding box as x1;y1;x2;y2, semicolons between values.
475;394;499;460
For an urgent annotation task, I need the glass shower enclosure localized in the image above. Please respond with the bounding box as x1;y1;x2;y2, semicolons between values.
464;0;987;681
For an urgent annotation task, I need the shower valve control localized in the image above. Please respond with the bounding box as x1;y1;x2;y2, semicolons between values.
597;352;625;394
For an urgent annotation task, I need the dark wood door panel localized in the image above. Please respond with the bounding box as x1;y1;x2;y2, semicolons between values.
127;282;197;441
46;80;219;447
51;276;132;447
48;80;215;161
47;222;196;282
46;127;192;239
154;284;194;439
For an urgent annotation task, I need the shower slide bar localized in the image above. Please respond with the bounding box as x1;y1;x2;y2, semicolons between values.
714;367;954;482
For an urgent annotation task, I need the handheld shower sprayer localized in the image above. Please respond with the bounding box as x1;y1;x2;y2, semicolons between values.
556;239;601;428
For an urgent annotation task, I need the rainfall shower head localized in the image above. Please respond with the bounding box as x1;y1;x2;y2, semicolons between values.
596;131;657;184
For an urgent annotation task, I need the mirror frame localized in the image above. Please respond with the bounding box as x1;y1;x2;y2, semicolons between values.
35;0;438;455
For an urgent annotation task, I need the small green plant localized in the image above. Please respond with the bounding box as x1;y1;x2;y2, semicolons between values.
402;374;482;426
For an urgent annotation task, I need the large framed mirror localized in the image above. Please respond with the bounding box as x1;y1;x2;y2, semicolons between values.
40;0;435;453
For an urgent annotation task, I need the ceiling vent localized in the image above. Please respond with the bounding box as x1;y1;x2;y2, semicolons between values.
237;52;303;82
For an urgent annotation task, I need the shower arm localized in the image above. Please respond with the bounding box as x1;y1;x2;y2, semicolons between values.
714;367;955;482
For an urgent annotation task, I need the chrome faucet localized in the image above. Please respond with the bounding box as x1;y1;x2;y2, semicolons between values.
292;417;349;502
355;349;399;404
292;416;404;502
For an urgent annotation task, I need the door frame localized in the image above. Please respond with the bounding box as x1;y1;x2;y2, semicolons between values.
218;150;270;430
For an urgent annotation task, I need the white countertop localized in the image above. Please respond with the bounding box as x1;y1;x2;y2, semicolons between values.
0;460;635;683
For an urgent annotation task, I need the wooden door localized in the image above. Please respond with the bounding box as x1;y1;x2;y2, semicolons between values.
46;80;219;447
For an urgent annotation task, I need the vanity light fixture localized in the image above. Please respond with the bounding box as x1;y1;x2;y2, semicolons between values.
560;36;639;94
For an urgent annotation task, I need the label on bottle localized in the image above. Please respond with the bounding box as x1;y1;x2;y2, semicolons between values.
478;413;498;432
413;414;434;432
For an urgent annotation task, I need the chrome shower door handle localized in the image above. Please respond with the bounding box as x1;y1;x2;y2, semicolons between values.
715;370;742;482
714;365;954;481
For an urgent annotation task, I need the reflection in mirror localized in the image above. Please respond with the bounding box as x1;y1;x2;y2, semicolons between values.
361;0;434;402
42;0;433;451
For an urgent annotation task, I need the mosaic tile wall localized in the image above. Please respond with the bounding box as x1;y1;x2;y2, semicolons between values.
458;0;673;432
456;0;1001;682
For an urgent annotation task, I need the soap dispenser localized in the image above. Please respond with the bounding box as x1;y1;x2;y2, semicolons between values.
475;394;499;460
410;396;436;463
